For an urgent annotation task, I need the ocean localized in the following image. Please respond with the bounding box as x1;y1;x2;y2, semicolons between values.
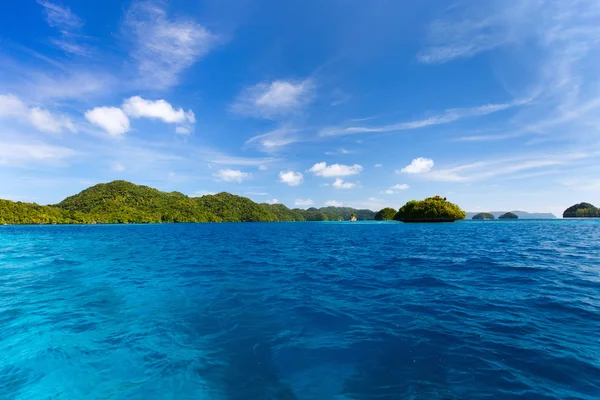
1;220;599;399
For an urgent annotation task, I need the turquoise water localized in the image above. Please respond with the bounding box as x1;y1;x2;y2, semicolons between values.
1;220;599;399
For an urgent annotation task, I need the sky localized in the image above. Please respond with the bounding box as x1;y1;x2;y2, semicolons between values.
1;0;600;216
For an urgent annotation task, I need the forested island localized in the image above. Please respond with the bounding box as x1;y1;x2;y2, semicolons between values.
563;202;599;218
472;213;495;220
0;181;375;224
499;212;519;219
393;196;466;222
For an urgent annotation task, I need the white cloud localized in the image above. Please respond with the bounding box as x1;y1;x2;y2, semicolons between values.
231;79;314;119
37;0;83;30
308;162;363;177
258;165;268;171
213;169;251;183
423;153;588;183
37;1;90;56
332;178;358;189
245;127;299;152
0;94;76;133
295;199;314;207
325;200;343;207
279;171;304;186
267;199;279;205
85;107;130;136
29;107;76;133
111;162;125;172
416;2;537;64
0;140;77;167
124;1;218;88
320;100;528;136
383;183;410;194
374;164;383;168
122;96;195;124
391;184;410;190
397;158;434;174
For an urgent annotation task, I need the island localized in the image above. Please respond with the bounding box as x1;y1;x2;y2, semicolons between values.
499;212;519;219
374;207;397;221
563;202;599;218
472;212;495;220
0;181;375;225
393;196;466;223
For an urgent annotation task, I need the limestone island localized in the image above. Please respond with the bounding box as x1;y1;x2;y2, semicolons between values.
393;196;466;223
472;212;495;220
563;202;599;218
499;212;518;219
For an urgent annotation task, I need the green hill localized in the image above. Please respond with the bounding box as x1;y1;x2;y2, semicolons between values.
0;181;376;224
394;196;466;222
375;208;397;221
563;202;599;218
499;212;519;219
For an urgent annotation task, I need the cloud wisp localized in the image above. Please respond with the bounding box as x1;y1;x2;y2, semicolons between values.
231;79;314;119
213;169;251;183
320;100;528;137
124;0;218;89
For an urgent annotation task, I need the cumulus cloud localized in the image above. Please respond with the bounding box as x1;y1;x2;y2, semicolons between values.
279;170;304;186
325;200;343;207
267;199;279;205
122;96;195;124
0;94;76;133
397;158;434;174
231;79;314;119
85;107;130;136
124;1;218;88
308;162;363;177
295;199;315;207
332;178;358;189
213;169;251;183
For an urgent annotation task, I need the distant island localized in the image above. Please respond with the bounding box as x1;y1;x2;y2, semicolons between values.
563;202;599;218
499;212;519;219
465;211;556;219
394;196;466;223
472;212;495;220
0;181;375;225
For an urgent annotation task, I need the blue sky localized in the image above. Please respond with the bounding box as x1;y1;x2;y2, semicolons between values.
1;0;599;215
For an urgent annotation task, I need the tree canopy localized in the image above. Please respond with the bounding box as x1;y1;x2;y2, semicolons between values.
499;212;519;219
394;196;466;222
375;208;397;221
563;202;599;218
0;181;378;224
472;212;495;220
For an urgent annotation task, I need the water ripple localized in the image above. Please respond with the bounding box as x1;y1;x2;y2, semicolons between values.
1;221;599;399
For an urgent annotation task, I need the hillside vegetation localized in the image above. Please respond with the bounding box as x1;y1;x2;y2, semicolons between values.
394;196;466;222
0;181;374;224
563;202;599;218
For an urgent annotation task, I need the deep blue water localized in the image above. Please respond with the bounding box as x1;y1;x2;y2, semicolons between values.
1;220;600;399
